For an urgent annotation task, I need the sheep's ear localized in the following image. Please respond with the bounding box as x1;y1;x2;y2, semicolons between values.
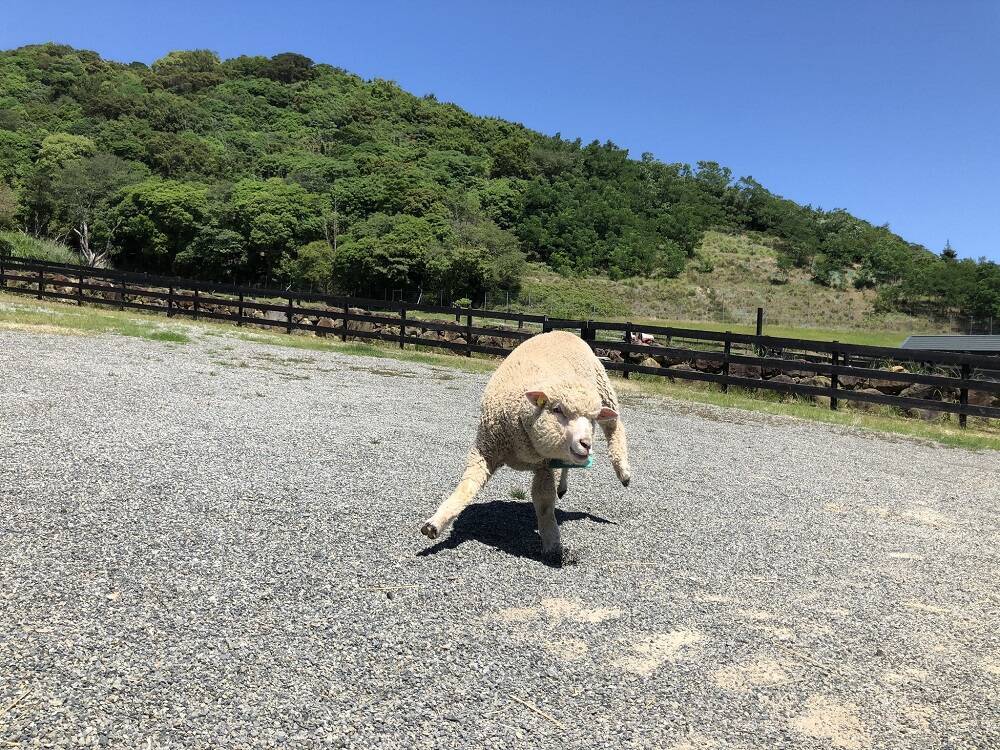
525;391;548;408
597;406;618;422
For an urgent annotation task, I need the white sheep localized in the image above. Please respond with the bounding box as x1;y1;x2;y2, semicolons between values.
420;330;631;562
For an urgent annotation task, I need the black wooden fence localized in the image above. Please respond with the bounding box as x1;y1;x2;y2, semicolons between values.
2;256;998;425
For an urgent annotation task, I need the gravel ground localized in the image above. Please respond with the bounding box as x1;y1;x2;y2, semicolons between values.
1;326;998;749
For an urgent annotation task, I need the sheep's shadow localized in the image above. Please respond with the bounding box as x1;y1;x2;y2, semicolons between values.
417;499;615;567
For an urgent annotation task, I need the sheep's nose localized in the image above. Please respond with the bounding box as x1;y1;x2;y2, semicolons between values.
579;438;591;451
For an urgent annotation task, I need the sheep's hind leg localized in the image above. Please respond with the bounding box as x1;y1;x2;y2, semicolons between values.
600;418;631;487
557;468;569;499
421;449;493;540
595;365;631;487
532;468;562;562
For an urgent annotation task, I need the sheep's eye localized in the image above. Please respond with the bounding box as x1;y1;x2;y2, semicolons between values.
552;405;563;415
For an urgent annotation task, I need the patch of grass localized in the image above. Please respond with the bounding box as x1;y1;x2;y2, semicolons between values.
0;296;190;343
142;329;190;343
510;487;527;501
0;231;81;265
517;268;629;319
627;317;907;348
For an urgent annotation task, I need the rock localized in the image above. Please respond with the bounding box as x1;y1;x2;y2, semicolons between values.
889;365;906;373
668;362;694;371
803;375;831;389
315;317;336;337
904;407;944;421
729;364;762;379
768;373;796;385
658;356;687;367
864;378;908;395
694;358;722;373
782;359;815;378
640;357;661;369
849;387;886;411
839;374;866;388
900;383;938;400
347;307;374;333
968;390;995;407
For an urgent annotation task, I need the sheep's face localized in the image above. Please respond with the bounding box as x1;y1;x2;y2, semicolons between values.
524;386;618;465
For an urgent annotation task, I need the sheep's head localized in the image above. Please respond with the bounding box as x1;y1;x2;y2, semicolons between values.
523;382;618;465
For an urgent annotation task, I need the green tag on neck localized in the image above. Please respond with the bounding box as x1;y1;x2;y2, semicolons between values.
549;456;593;470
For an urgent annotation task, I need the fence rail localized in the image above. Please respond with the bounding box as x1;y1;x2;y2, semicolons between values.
2;257;998;425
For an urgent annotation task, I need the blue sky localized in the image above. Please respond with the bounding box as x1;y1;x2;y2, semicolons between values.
3;1;998;261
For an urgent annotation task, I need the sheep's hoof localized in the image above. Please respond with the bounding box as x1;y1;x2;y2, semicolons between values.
542;545;579;567
420;521;440;540
621;475;630;488
557;488;567;499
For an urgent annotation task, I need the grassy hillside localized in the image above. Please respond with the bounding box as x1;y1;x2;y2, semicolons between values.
1;43;997;324
514;231;945;345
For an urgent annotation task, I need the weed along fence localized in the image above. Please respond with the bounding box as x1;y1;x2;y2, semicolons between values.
3;256;999;426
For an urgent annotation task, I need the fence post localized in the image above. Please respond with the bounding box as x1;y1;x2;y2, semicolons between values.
237;291;244;326
399;303;406;349
167;286;174;317
722;332;732;394
830;343;839;411
37;268;44;300
581;320;596;351
120;279;127;311
756;307;764;337
77;273;84;306
517;314;523;330
542;316;552;333
193;288;200;320
465;309;473;357
959;362;970;429
286;295;293;334
623;322;632;379
341;304;348;342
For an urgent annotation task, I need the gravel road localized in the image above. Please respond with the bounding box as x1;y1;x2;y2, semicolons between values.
1;326;998;749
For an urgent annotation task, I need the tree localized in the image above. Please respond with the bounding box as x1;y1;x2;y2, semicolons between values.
941;239;958;261
151;50;224;92
0;184;16;228
278;240;336;290
262;53;316;84
223;178;325;281
109;179;211;271
51;154;147;266
174;228;246;279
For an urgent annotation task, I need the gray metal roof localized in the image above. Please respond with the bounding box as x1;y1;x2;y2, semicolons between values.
900;335;1000;353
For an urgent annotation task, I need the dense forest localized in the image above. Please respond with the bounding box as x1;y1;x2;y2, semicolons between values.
0;43;997;317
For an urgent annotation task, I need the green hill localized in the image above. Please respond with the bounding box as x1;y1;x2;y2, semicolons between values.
0;43;997;323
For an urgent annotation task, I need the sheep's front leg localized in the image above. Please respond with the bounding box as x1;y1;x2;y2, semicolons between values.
532;468;561;561
421;449;493;540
